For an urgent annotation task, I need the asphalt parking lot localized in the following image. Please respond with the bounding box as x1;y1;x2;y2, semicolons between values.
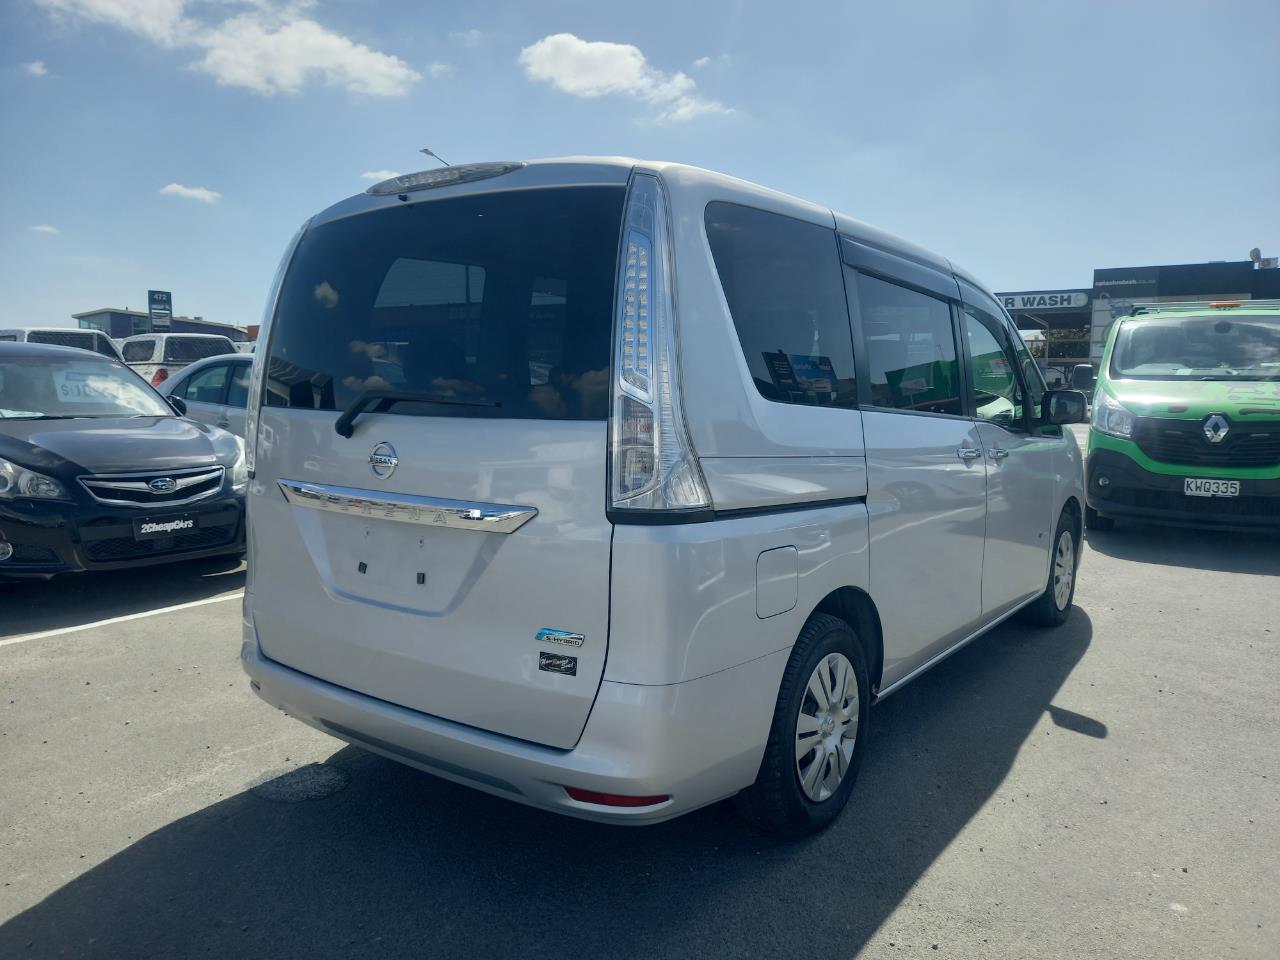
2;495;1277;958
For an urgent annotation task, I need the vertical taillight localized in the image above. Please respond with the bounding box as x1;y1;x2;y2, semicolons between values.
150;368;169;386
245;222;307;477
609;174;711;518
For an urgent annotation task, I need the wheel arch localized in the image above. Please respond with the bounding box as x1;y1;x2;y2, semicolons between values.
813;586;884;698
1061;494;1083;537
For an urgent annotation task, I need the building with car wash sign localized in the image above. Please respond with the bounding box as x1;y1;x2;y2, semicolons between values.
998;255;1280;377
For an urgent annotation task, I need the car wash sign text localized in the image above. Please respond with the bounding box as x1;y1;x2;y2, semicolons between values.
995;290;1090;312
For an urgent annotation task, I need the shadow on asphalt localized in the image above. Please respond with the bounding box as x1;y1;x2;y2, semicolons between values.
0;610;1095;960
0;557;245;639
1085;523;1280;575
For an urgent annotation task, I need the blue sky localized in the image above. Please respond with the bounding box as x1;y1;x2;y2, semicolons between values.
2;0;1277;330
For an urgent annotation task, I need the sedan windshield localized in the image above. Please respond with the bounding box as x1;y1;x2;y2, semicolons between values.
1111;314;1280;380
0;355;172;419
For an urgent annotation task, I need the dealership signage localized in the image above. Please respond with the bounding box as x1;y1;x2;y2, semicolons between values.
995;290;1090;312
148;290;172;331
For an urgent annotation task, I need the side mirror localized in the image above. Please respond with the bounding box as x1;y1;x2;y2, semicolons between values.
166;395;188;417
1070;363;1095;391
1042;389;1089;425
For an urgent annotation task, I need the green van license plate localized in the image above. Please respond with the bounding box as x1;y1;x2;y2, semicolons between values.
1184;478;1240;498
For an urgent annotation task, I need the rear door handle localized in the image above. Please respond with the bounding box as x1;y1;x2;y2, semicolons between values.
956;447;981;460
988;448;1010;460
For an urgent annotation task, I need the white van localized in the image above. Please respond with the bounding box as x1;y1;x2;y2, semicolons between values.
118;332;237;386
241;160;1088;835
0;326;122;360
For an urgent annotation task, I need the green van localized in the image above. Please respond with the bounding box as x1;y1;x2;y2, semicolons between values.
1086;301;1280;531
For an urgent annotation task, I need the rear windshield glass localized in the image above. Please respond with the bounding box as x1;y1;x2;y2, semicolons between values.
28;331;97;352
1111;315;1280;380
123;339;154;362
164;337;234;363
265;186;624;421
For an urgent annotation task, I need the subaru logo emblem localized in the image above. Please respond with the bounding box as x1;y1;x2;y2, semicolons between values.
369;441;398;479
148;477;177;493
1203;414;1230;444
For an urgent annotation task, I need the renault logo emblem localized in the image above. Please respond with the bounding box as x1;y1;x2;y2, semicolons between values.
1203;414;1230;444
148;477;177;493
369;441;398;479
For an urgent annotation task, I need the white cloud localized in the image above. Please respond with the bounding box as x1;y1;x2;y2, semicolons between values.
518;33;730;123
159;182;222;203
29;224;60;235
36;0;188;46
191;14;421;96
692;56;710;69
34;0;420;97
24;60;50;76
360;169;400;181
427;60;451;79
449;29;482;46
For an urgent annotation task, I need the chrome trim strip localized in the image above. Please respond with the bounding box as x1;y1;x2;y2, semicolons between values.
78;467;226;508
874;594;1040;702
277;479;538;534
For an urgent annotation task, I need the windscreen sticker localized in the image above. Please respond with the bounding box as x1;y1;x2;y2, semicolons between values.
53;368;130;404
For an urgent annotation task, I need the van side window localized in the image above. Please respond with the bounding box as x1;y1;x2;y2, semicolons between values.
123;339;154;362
962;305;1025;429
855;274;962;416
705;203;857;409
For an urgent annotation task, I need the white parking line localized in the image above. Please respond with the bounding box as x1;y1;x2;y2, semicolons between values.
0;591;244;649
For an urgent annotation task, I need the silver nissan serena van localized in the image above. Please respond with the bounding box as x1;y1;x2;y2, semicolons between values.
241;159;1088;836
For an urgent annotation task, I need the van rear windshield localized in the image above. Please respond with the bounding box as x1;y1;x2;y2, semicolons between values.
165;338;233;362
29;331;96;351
264;186;624;421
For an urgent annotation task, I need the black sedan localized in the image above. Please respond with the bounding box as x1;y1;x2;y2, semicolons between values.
0;342;246;579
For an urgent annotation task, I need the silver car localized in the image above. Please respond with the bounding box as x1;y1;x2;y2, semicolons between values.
241;159;1088;836
158;353;253;437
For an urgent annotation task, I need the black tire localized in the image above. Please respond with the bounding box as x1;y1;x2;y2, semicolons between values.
1020;509;1080;627
1084;505;1115;531
736;613;871;837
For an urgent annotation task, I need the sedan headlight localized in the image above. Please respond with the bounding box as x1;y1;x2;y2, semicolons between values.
0;457;68;500
1092;391;1135;439
230;440;249;491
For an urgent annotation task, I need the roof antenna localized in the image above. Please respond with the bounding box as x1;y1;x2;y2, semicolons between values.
419;147;450;167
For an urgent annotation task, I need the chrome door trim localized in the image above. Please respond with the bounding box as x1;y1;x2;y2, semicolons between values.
277;479;538;534
874;593;1040;702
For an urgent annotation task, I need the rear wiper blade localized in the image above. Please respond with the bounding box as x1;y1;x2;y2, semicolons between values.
334;390;500;438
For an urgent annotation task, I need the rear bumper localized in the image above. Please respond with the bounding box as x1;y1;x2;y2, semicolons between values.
1086;448;1280;530
241;617;784;825
0;494;244;579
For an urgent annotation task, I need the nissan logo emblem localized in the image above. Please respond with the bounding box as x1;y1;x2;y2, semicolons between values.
369;442;398;479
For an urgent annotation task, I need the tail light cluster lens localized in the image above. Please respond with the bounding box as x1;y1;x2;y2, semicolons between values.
609;173;710;517
150;368;169;386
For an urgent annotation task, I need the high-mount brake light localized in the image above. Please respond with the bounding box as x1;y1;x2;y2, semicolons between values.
365;162;525;197
608;173;711;517
1209;301;1241;308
